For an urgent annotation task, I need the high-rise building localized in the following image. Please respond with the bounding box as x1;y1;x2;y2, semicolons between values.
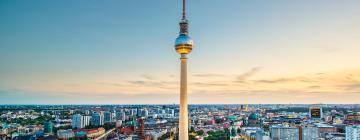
120;112;126;121
137;108;142;117
85;110;90;115
72;114;91;129
142;109;149;118
43;121;53;134
111;111;116;122
169;109;175;117
72;114;83;129
346;125;360;140
91;112;103;126
104;111;112;123
270;125;299;140
137;119;145;139
174;0;194;139
300;126;318;140
131;109;136;116
83;116;91;127
309;106;323;119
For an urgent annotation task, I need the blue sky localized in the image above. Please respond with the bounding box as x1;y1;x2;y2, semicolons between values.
1;0;360;104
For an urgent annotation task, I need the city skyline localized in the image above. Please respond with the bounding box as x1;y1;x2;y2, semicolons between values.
1;0;360;104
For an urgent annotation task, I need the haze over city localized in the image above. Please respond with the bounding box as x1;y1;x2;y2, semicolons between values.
1;0;360;104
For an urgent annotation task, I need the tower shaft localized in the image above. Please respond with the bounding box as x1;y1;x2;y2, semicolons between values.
179;55;188;140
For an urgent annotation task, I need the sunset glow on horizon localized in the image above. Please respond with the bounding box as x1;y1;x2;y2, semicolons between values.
1;0;359;104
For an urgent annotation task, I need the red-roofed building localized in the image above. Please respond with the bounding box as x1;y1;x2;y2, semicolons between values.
120;127;134;135
73;127;105;139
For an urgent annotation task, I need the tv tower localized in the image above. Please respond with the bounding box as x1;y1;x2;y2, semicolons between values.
174;0;193;139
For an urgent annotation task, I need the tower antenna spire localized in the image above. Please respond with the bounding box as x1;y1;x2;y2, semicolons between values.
182;0;186;19
175;1;193;140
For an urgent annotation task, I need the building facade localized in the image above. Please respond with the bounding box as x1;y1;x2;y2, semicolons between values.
346;125;360;140
91;112;104;126
270;126;299;140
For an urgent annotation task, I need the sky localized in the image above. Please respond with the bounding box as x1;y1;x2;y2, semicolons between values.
0;0;360;104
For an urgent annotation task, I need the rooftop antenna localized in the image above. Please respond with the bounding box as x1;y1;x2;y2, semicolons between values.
182;0;186;20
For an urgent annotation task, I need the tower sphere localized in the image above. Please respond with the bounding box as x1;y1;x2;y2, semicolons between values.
175;34;193;54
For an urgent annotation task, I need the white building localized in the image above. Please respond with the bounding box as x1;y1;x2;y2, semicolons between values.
116;120;123;127
346;125;360;140
270;125;299;140
57;129;74;139
301;126;318;140
83;116;91;127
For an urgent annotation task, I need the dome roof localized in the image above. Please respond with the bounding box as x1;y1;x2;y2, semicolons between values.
175;34;193;47
248;113;258;120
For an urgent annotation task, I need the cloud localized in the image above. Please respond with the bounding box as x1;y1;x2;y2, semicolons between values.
308;85;321;89
254;78;297;84
141;74;155;80
193;74;225;77
2;68;360;104
127;80;177;87
253;76;315;84
127;80;164;87
128;80;147;85
193;82;228;87
342;83;360;91
236;67;262;82
97;82;123;87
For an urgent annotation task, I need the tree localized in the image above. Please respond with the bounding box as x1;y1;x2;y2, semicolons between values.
205;130;230;140
196;130;204;136
231;128;236;137
189;135;197;140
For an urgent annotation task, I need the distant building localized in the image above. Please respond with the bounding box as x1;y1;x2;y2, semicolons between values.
315;123;337;138
344;114;360;125
57;129;74;139
137;119;145;139
309;106;323;119
270;125;299;140
131;109;137;116
241;127;262;140
300;126;318;140
117;111;126;121
104;111;112;123
247;113;260;127
346;125;360;140
43;121;53;134
72;114;82;129
137;108;142;117
83;116;91;127
255;130;270;140
72;114;91;129
73;127;105;139
116;120;123;127
91;112;104;126
84;110;90;115
0;134;6;140
170;109;175;117
147;129;168;140
142;109;149;118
